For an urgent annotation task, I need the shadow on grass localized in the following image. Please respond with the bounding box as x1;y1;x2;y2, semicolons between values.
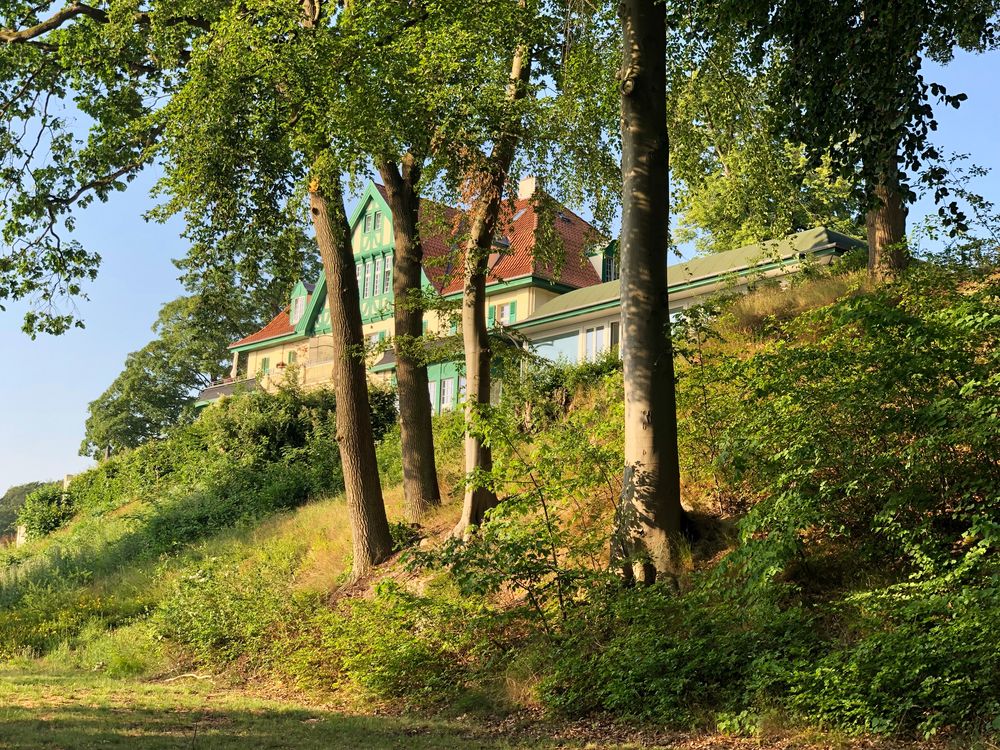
0;672;512;750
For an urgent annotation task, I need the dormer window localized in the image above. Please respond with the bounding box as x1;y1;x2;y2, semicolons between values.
602;253;619;282
290;295;306;324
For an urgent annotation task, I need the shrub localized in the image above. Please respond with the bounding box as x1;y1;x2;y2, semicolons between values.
325;580;485;705
153;539;315;668
18;485;75;539
0;481;52;538
541;581;814;727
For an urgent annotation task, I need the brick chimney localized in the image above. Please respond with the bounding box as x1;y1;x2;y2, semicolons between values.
517;176;536;201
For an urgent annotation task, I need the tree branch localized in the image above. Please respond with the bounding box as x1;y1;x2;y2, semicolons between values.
0;2;108;43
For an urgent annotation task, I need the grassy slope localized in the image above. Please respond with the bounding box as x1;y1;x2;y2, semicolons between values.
3;265;994;746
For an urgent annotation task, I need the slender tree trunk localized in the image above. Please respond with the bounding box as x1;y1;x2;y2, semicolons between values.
379;157;441;522
866;178;908;282
455;220;497;535
611;0;683;587
452;42;532;537
309;179;394;580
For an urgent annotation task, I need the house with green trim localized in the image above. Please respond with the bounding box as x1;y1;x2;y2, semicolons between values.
196;178;863;411
197;177;607;410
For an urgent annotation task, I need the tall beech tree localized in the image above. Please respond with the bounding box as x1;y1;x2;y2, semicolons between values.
0;1;397;578
714;0;1000;279
611;0;683;585
309;176;394;575
379;157;442;521
155;2;396;578
451;41;533;536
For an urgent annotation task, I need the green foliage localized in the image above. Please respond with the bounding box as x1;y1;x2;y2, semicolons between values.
17;485;75;539
541;582;814;727
80;294;309;459
0;481;53;538
416;362;624;635
388;522;420;552
153;539;314;668
0;381;394;660
667;28;862;253
537;264;1000;735
710;0;1000;223
497;350;623;429
326;580;484;705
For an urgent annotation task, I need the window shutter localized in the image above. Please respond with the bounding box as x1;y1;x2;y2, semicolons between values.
379;331;386;342
508;300;517;323
487;305;496;327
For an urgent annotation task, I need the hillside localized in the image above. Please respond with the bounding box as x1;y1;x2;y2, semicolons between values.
1;261;998;747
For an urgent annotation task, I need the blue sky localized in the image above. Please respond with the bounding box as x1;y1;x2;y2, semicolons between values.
1;50;998;492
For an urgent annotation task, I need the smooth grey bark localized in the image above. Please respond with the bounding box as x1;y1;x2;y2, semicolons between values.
611;0;684;586
452;42;533;537
309;180;394;580
379;156;442;522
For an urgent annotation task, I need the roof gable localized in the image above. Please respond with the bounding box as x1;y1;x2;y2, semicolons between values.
348;181;393;233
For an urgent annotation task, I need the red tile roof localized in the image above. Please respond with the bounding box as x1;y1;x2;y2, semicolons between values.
376;184;604;294
229;300;305;349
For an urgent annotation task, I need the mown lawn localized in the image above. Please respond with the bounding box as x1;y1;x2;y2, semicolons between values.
0;667;539;750
0;666;977;750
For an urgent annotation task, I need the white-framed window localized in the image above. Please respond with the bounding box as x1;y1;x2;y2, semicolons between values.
440;378;456;412
290;296;306;324
374;256;383;296
602;253;619;282
364;213;372;233
364;259;373;298
428;381;438;415
369;332;381;347
383;255;392;293
373;211;383;232
356;264;361;293
458;376;467;400
585;325;606;361
496;302;515;326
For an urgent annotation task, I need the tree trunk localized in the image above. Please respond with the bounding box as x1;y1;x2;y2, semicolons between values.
451;42;532;538
866;179;908;282
379;157;441;522
309;180;394;580
611;0;683;587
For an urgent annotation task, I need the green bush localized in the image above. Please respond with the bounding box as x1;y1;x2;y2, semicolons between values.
17;485;75;539
0;481;53;538
530;266;1000;736
541;581;814;727
498;350;623;430
325;580;484;705
153;539;315;668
